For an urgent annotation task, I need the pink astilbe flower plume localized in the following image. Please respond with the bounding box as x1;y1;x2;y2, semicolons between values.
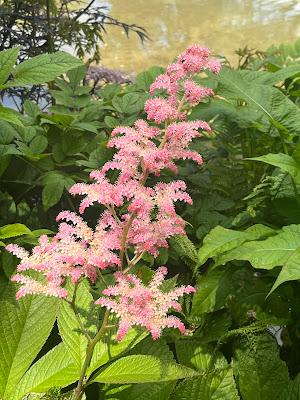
7;44;221;342
96;267;195;340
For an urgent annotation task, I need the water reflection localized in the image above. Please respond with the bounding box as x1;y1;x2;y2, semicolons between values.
98;0;300;71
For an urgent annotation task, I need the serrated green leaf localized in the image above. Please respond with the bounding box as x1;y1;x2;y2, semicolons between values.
6;51;82;87
12;343;78;400
217;224;300;270
103;338;175;400
0;283;57;398
92;355;198;384
216;68;300;135
0;47;19;85
57;280;97;371
198;225;276;267
170;366;239;400
175;341;227;371
169;235;197;265
282;373;300;400
270;247;300;295
241;64;300;86
191;267;230;315
233;334;289;400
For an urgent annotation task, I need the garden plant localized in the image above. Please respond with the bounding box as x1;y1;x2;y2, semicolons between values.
1;37;300;400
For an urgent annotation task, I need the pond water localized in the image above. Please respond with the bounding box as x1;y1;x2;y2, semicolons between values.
98;0;300;72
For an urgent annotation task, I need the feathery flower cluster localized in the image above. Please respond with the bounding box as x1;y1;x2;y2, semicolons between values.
96;267;196;340
7;44;220;340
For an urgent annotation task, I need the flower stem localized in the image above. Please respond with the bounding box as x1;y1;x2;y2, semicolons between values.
72;309;110;400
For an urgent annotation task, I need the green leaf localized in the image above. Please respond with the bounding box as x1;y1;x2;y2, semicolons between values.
175;341;227;371
0;283;57;398
191;267;231;315
0;47;19;85
12;343;78;400
0;223;31;239
282;373;300;400
29;136;48;154
233;334;289;400
198;224;275;266
88;328;146;376
23;100;41;119
248;153;300;183
270;247;300;295
216;68;300;135
42;181;65;211
103;338;176;400
169;235;198;265
171;366;239;400
241;64;300;86
0;106;23;126
57;280;97;371
198;227;249;266
6;51;82;87
217;224;300;270
92;355;198;384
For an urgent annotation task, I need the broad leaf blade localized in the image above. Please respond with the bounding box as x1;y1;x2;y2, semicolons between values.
57;280;97;371
0;223;31;239
216;225;300;270
216;68;300;135
248;153;300;183
6;51;82;87
0;283;57;398
0;106;23;127
233;334;289;400
0;47;19;86
12;343;78;400
92;355;198;384
171;367;239;400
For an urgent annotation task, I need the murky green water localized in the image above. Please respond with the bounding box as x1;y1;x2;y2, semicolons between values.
98;0;300;72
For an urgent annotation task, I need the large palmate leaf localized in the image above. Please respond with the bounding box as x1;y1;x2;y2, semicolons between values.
3;51;82;88
233;334;289;400
170;367;239;400
92;355;198;384
0;283;57;399
216;68;300;135
249;153;300;183
12;343;78;400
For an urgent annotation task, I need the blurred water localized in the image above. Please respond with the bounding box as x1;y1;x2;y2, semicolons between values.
97;0;300;71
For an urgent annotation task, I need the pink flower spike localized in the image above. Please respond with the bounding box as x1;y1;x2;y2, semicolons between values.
96;268;195;340
144;98;177;124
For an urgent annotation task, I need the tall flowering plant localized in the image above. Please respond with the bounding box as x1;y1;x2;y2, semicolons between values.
6;45;220;399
